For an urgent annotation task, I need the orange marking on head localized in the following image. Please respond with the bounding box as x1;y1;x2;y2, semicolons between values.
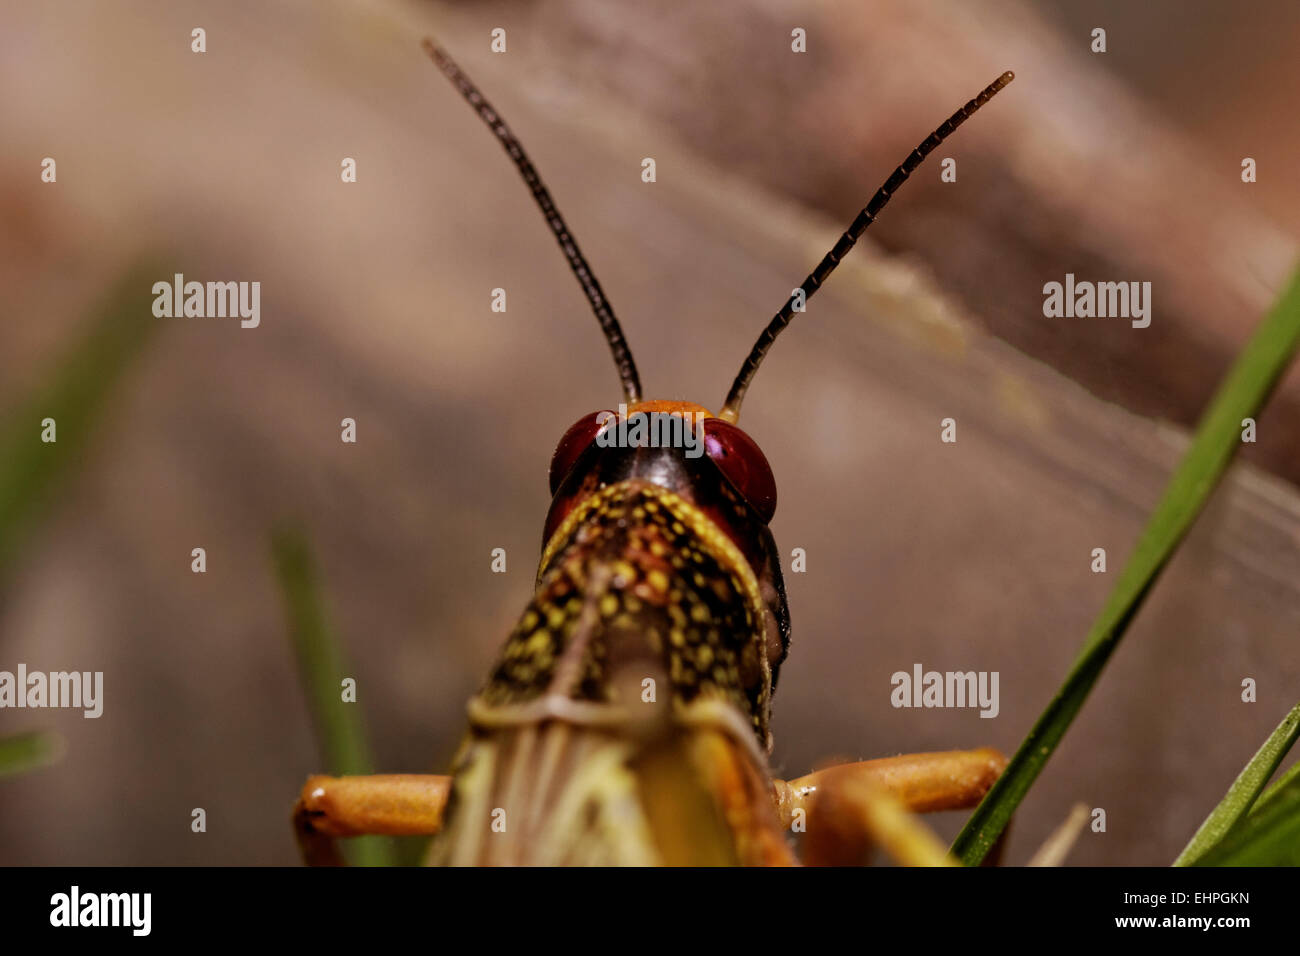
626;400;715;419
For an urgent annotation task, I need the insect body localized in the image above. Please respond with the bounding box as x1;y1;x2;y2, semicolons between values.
293;39;1014;867
431;410;791;864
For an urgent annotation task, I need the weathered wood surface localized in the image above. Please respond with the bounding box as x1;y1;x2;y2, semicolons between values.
509;0;1300;483
0;0;1297;865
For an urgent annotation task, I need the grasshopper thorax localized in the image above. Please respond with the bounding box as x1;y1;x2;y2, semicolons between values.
538;400;793;734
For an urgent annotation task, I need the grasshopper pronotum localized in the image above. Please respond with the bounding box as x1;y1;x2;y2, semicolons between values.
293;39;1015;866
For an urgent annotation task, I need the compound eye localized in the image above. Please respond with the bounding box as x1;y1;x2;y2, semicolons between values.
549;410;615;495
703;419;777;522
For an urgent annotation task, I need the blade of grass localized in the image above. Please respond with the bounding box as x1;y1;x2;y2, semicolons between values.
0;262;161;577
1173;700;1300;865
0;730;64;779
1025;803;1090;867
1250;759;1300;816
1191;772;1300;866
952;264;1300;866
271;527;393;867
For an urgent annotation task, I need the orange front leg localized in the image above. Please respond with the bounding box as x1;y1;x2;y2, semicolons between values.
773;748;1008;866
293;774;452;866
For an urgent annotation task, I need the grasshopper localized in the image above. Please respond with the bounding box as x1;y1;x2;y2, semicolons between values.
294;39;1015;866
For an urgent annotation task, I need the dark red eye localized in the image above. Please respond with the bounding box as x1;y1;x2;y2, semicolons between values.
703;419;777;522
549;410;615;495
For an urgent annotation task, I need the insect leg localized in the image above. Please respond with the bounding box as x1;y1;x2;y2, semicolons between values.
772;748;1008;866
293;774;452;866
776;747;1007;817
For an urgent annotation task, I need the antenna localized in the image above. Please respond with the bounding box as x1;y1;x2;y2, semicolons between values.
422;38;643;403
719;71;1015;422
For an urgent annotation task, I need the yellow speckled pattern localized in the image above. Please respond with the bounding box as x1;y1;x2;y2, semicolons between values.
482;480;771;741
429;480;786;865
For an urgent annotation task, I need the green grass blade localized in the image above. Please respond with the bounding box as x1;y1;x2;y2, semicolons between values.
0;262;160;577
952;265;1300;866
271;527;393;867
1173;700;1300;865
1191;772;1300;866
1251;759;1300;816
0;730;64;779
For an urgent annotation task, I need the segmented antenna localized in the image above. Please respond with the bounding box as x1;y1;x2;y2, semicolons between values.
422;38;642;403
719;71;1015;422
